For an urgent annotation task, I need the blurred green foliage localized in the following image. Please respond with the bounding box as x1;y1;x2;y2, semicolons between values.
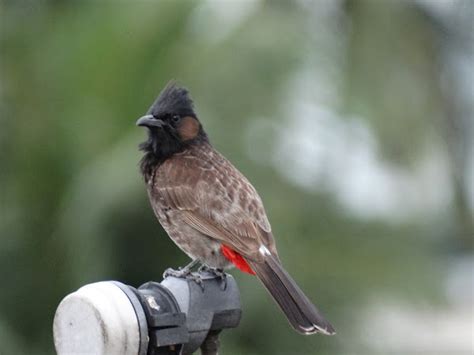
0;1;472;354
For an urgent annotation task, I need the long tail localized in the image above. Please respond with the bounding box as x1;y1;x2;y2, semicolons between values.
247;254;335;335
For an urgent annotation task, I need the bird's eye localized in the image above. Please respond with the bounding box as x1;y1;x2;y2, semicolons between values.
171;115;180;124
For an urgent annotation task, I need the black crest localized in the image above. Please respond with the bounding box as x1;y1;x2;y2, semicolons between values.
147;81;196;118
138;81;208;181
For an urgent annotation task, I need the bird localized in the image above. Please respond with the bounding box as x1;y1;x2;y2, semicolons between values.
136;81;335;335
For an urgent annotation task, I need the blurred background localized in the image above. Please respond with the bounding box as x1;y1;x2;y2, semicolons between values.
1;0;473;354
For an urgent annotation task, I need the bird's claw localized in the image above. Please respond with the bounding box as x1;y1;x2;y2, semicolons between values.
163;268;205;291
216;270;227;291
198;265;210;273
163;267;191;279
199;266;227;290
187;273;205;291
163;264;227;291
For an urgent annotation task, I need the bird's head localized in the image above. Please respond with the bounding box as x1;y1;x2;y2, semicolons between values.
137;81;208;163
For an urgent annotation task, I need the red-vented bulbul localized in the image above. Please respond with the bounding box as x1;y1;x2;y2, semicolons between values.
136;82;335;335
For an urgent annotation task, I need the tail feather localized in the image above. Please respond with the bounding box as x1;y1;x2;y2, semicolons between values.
248;256;335;335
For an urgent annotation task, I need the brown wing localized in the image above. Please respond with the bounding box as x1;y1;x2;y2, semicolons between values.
150;144;276;261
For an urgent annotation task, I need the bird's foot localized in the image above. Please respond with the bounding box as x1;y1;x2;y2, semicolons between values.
198;264;210;273
162;267;193;279
162;259;200;279
199;265;227;290
185;272;205;291
163;266;205;291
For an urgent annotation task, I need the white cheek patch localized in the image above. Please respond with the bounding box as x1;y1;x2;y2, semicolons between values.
259;245;271;256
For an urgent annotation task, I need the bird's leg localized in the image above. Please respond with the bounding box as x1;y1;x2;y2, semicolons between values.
163;259;200;279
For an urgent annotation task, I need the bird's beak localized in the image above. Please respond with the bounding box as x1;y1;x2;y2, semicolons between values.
136;114;165;128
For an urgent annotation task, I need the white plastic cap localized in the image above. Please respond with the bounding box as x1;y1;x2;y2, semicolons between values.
53;281;143;355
